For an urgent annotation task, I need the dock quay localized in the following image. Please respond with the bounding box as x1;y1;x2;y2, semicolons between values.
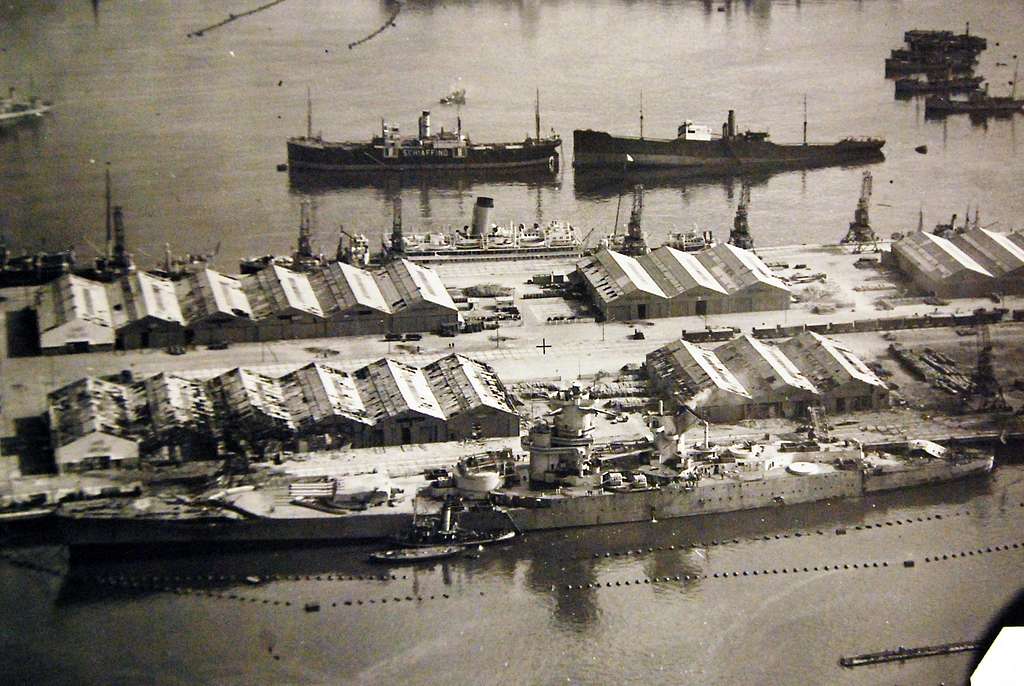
839;640;981;667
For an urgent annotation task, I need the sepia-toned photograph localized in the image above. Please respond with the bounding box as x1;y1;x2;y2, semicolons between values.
1;1;1022;684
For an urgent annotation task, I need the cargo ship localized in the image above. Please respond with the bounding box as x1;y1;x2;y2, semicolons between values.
287;93;560;172
572;110;884;175
53;385;993;552
0;239;75;287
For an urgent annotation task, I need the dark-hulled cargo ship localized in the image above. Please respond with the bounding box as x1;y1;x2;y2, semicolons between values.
573;110;884;175
287;109;560;172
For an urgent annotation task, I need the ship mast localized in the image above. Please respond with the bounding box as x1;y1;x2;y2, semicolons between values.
1012;57;1019;100
802;94;808;146
535;87;540;141
104;164;113;262
306;86;312;139
639;89;644;139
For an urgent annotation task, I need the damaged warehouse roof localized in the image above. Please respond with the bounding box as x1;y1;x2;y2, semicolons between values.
45;354;519;470
646;331;889;421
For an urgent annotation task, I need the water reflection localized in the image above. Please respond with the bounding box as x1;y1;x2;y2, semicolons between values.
571;159;882;200
287;167;561;196
573;169;777;202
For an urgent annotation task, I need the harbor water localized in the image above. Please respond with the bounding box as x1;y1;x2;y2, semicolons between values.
3;459;1024;685
2;1;1024;266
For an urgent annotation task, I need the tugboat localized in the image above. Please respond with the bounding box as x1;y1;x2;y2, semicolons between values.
392;499;516;548
239;200;327;274
287;89;559;172
0;87;51;126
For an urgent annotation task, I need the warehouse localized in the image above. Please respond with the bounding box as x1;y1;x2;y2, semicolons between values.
47;377;141;473
575;243;790;321
206;368;296;452
422;353;521;441
109;271;187;349
44;354;519;468
134;372;219;460
38;274;116;355
945;228;1024;294
177;268;256;346
646;332;888;422
779;332;890;414
888;230;996;298
34;259;459;353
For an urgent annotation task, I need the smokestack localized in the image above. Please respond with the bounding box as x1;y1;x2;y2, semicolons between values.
418;110;431;139
471;196;494;238
727;110;736;139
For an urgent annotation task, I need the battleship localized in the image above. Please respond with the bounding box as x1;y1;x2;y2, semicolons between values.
287;91;560;173
52;384;993;551
572;110;884;175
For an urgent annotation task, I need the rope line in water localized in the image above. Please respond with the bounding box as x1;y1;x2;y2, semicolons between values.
187;0;291;38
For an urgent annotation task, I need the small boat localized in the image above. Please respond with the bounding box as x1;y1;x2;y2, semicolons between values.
440;88;466;106
368;544;465;563
0;87;52;126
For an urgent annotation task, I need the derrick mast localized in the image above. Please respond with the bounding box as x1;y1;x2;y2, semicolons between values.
728;183;755;250
841;171;878;249
390;196;404;255
619;184;649;256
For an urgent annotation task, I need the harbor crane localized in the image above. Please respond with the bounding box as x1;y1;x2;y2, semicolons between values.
841;171;878;251
728;183;755;250
618;184;650;256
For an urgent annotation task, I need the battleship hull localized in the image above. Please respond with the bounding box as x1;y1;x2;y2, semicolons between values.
287;138;560;172
572;129;885;175
56;456;991;551
495;455;993;531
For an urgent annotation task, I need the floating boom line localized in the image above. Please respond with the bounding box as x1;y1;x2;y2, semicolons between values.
348;2;402;50
187;0;290;38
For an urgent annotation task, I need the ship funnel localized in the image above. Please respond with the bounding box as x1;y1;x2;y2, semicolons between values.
419;110;431;139
472;197;494;237
441;502;453;533
727;110;736;139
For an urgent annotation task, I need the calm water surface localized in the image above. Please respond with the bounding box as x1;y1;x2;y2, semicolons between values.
3;461;1024;685
2;0;1024;266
